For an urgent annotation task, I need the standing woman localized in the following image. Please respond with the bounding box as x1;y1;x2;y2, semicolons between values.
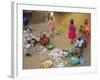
68;19;76;44
48;17;55;38
83;19;90;48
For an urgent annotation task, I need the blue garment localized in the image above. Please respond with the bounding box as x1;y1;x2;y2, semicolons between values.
23;16;29;26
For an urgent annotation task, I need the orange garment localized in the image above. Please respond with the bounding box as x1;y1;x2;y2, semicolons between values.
83;25;90;42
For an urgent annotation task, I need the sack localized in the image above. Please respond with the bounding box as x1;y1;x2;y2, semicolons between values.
48;48;63;58
42;60;53;68
62;50;69;57
79;56;85;64
46;42;54;50
70;56;79;65
53;58;67;68
67;49;73;57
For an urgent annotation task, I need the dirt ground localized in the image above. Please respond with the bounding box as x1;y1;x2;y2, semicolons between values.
23;22;91;69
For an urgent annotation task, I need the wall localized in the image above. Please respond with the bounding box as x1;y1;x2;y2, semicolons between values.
23;11;48;24
55;12;90;27
32;11;48;24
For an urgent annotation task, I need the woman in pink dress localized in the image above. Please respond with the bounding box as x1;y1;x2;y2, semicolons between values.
68;19;76;44
48;17;55;37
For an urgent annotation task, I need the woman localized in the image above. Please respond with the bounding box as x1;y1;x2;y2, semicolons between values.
48;17;55;37
83;19;90;48
40;32;49;46
68;19;76;44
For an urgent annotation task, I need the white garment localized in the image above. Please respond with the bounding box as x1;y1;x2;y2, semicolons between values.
49;48;63;58
53;58;67;68
75;38;84;48
27;33;33;41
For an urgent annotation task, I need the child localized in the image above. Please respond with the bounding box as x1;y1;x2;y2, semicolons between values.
25;40;33;56
31;38;37;47
25;29;33;42
79;25;84;34
40;32;49;46
68;19;76;44
74;36;85;57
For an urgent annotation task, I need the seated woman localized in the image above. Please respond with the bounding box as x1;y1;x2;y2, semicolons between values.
40;32;49;46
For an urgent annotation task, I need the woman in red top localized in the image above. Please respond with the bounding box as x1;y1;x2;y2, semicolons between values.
40;32;49;46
